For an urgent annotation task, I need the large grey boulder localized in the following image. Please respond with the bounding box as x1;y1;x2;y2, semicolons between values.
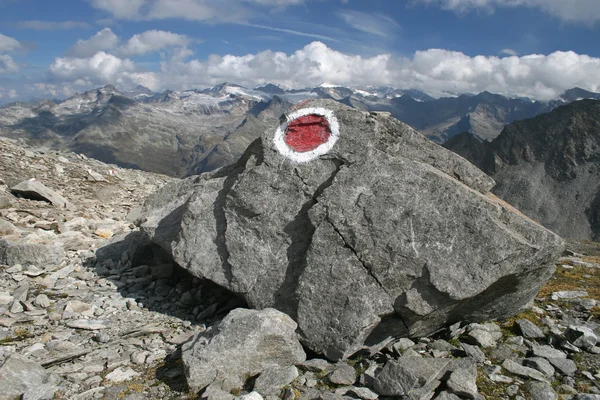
182;308;306;393
139;99;564;360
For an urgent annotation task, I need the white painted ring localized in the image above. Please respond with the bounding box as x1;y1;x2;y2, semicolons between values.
273;107;340;163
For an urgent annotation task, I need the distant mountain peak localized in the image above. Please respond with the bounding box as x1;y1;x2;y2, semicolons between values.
255;83;285;95
560;87;600;102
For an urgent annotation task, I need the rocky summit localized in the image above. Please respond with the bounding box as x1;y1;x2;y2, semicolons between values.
139;98;565;361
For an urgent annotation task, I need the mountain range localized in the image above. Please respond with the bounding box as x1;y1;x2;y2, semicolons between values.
445;99;600;241
1;83;599;177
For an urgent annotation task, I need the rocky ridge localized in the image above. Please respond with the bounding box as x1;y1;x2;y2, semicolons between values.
1;85;597;179
444;99;600;242
1;136;600;399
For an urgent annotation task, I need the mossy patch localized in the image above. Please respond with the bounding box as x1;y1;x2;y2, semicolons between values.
475;369;511;400
539;265;600;300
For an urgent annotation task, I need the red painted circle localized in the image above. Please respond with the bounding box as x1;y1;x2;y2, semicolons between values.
284;114;331;153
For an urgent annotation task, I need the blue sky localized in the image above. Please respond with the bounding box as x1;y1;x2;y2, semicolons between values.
0;0;599;103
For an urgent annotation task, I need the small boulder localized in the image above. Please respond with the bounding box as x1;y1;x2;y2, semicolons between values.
0;238;65;267
565;326;598;350
0;219;16;236
446;364;478;399
373;356;448;396
516;319;545;339
329;363;356;385
254;366;299;397
182;308;306;393
527;381;557;400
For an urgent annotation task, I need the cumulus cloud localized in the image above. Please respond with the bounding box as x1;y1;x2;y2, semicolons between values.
413;0;600;24
49;52;160;91
0;55;19;74
46;41;600;101
16;20;92;30
337;10;400;37
69;28;120;58
50;51;135;82
116;30;190;56
0;33;21;53
69;28;191;58
158;42;600;100
0;33;20;74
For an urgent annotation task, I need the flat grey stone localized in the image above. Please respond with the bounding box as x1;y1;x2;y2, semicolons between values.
254;366;298;397
239;392;263;400
546;357;577;376
466;323;503;348
531;345;567;359
11;179;75;210
523;357;555;377
0;238;65;268
299;358;331;372
502;359;549;382
460;343;486;363
373;357;449;396
105;367;139;383
337;387;378;400
66;319;111;330
551;291;588;300
446;364;478;399
329;363;356;385
516;319;545;339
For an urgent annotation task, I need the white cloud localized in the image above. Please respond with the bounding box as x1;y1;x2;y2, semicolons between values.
117;30;190;56
158;42;600;100
45;41;600;101
413;0;600;24
88;0;146;19
16;20;92;30
500;48;518;56
49;52;161;91
0;33;21;53
160;41;394;89
0;55;19;74
50;51;136;82
89;0;305;22
69;28;120;58
337;10;400;37
69;28;191;58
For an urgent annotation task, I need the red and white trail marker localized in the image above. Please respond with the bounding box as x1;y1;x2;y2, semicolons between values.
273;107;340;163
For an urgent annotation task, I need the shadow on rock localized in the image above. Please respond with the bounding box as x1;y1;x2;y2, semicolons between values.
91;231;246;325
88;230;247;388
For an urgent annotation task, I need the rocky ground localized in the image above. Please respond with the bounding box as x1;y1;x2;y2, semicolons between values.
1;136;600;399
